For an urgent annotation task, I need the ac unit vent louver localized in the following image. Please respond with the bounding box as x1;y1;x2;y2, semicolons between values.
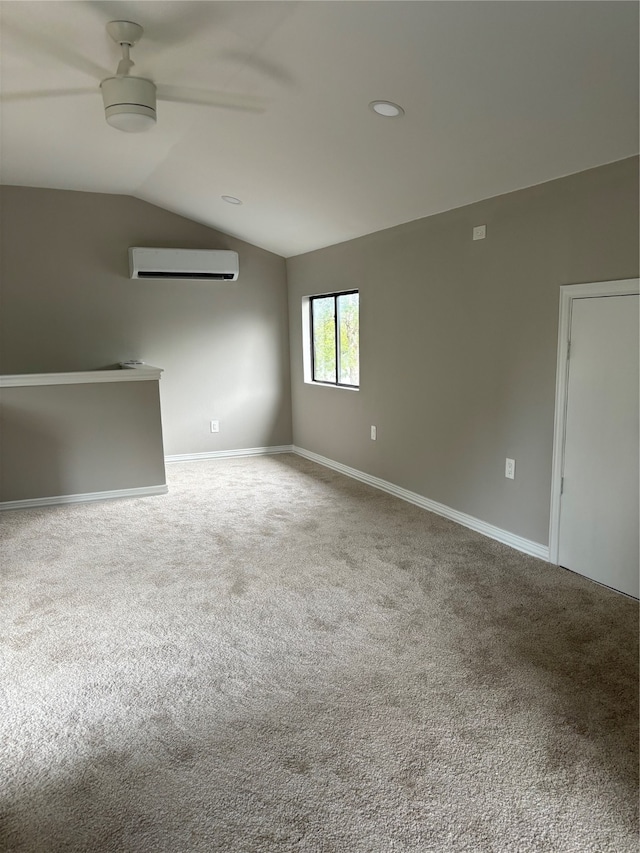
135;271;236;280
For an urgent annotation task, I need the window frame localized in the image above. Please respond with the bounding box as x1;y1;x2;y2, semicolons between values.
309;289;359;389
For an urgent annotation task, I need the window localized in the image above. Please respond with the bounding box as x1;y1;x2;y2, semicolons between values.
309;290;359;388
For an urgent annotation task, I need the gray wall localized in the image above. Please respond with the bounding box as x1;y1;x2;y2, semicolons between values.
0;379;166;501
287;157;639;546
0;187;292;456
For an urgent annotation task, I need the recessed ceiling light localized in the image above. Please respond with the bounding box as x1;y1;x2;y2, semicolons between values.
222;195;243;205
369;100;405;118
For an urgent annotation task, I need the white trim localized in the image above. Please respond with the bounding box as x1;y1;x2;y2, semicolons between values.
549;278;640;564
293;446;549;561
301;296;312;383
0;483;168;511
165;445;294;463
0;365;163;388
303;381;359;392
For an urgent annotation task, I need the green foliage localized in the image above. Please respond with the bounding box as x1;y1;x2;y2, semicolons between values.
312;297;336;382
312;293;359;386
338;293;359;385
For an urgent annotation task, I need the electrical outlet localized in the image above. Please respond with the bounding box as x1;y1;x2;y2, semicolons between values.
473;224;487;241
210;420;220;433
505;458;515;479
370;425;377;441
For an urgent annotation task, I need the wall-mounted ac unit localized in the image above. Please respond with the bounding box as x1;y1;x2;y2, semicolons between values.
129;248;239;281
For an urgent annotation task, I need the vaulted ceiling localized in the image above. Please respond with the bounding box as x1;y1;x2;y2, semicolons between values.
1;1;638;257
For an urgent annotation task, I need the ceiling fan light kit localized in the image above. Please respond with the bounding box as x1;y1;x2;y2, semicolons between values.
101;76;157;132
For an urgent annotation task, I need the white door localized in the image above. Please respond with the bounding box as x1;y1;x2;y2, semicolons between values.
558;294;639;597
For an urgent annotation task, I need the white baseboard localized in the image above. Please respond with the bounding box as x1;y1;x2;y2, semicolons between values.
0;483;168;512
7;447;547;559
165;445;293;464
293;446;549;562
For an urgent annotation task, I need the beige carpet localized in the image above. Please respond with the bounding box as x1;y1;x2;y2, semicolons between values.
1;454;637;852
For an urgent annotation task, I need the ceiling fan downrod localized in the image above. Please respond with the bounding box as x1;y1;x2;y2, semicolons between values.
106;21;142;76
116;43;133;77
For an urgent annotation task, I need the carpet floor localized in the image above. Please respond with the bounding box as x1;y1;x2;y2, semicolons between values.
1;454;638;852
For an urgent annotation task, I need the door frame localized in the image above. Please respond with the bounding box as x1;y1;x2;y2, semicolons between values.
549;278;640;564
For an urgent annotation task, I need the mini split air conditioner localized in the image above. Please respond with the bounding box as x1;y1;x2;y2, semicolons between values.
129;248;239;281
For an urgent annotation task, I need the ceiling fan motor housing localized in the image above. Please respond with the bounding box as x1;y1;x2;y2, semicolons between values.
100;76;157;132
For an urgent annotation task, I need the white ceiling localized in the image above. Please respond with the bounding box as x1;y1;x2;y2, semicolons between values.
1;1;638;258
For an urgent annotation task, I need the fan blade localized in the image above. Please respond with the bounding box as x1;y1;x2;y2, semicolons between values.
216;50;294;88
156;84;267;112
0;88;97;103
2;20;111;81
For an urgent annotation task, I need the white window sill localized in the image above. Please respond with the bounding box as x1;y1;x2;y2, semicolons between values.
304;381;359;391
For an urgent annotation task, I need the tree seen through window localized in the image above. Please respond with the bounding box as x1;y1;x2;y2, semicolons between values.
311;291;359;387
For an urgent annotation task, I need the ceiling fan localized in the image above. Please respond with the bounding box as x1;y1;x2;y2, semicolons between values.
2;19;267;133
